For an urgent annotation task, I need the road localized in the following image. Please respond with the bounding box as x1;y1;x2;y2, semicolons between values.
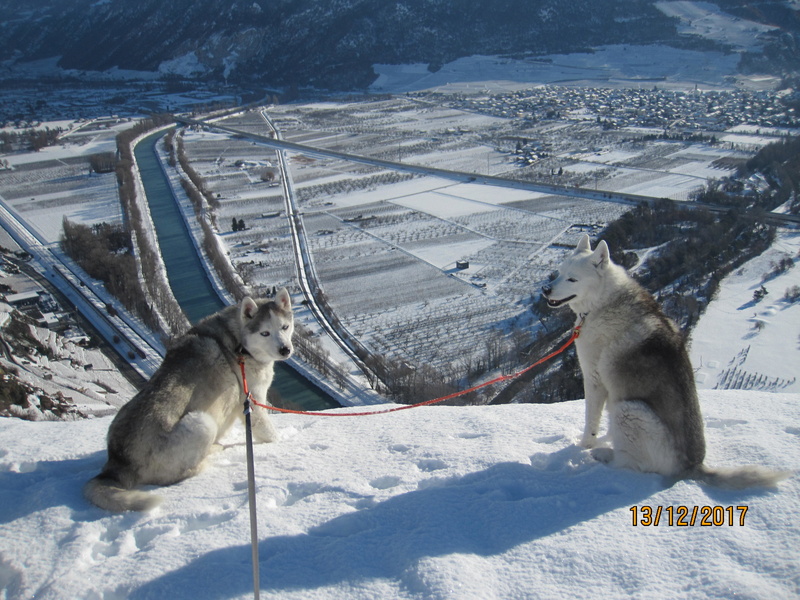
257;111;379;389
0;195;164;379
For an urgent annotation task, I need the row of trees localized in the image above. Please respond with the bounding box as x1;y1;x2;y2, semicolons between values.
88;152;117;174
0;127;62;153
60;219;150;320
114;114;189;336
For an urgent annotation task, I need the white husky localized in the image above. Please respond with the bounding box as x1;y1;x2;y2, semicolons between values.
85;290;294;512
542;235;789;488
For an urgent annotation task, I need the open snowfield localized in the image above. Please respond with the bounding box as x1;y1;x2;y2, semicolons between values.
0;391;797;600
691;229;800;393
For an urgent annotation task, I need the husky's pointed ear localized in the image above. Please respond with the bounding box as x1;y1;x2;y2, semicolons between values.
592;240;610;269
240;296;259;320
275;287;292;311
575;234;592;253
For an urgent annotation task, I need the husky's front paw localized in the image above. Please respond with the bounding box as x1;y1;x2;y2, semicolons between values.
580;433;598;449
591;447;614;464
251;410;279;443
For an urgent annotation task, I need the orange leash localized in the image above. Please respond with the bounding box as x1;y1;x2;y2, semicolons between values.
239;321;582;417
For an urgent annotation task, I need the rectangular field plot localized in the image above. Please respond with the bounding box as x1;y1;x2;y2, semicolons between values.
404;236;495;270
0;162;122;241
452;209;570;244
391;190;501;218
345;292;523;372
313;244;469;316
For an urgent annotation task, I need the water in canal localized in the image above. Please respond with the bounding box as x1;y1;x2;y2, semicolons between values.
134;130;340;411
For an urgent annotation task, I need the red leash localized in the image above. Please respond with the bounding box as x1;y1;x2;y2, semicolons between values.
240;322;582;417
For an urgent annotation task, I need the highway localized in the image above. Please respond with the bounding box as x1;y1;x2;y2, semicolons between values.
0;195;164;379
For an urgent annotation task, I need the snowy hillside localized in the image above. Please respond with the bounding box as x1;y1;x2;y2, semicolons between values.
0;391;797;599
691;229;800;393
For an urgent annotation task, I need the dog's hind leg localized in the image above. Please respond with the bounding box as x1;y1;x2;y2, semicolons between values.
604;400;681;476
143;412;219;485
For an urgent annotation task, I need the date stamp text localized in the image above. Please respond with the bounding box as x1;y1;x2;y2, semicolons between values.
630;505;749;527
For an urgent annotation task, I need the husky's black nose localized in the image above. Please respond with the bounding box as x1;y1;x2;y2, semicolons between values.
279;346;291;358
542;284;552;296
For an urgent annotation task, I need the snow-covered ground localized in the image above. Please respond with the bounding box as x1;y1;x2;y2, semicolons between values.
655;1;777;52
0;391;797;599
0;220;798;599
0;304;139;418
691;229;800;393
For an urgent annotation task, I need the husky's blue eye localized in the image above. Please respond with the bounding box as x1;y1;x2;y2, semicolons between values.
261;331;270;337
281;325;289;331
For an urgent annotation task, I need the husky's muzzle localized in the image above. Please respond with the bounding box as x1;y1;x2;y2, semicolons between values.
541;285;576;308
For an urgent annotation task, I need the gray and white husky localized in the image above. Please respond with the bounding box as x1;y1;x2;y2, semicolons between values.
85;289;294;512
543;235;789;489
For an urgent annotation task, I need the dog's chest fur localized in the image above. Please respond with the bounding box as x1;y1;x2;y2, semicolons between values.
574;285;665;391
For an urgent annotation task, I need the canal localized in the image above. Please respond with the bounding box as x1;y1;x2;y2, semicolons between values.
134;130;340;411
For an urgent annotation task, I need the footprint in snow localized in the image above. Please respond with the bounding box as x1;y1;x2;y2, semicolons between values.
416;458;448;472
369;475;402;490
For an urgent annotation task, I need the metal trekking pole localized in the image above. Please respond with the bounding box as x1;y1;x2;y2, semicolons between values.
241;372;261;600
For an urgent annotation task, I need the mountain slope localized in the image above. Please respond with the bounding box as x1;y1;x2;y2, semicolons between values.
0;0;686;89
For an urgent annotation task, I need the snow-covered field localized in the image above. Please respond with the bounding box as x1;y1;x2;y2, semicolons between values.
0;117;132;240
691;229;800;393
188;96;774;378
0;391;797;599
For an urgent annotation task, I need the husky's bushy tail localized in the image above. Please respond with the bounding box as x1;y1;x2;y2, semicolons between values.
691;464;792;490
84;474;162;512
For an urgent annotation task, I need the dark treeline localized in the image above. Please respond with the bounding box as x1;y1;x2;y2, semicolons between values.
60;218;151;320
741;136;800;214
603;201;775;329
88;152;117;174
0;127;62;153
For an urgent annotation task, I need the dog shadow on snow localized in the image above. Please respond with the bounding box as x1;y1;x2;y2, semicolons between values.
0;451;109;524
130;445;682;598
